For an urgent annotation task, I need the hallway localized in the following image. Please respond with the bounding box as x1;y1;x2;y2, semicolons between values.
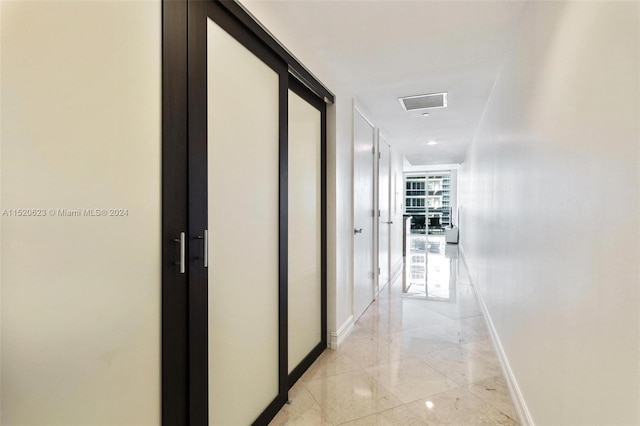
0;1;637;423
271;235;519;425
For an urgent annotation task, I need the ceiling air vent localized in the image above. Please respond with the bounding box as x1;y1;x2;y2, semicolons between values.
399;92;447;111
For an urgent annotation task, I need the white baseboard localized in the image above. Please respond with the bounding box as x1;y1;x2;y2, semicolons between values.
459;247;535;426
329;315;354;349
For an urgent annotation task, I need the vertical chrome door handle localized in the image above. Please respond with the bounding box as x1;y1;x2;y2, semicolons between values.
196;230;209;268
203;229;208;268
174;232;186;274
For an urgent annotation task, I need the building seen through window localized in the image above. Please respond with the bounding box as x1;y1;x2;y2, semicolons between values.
404;172;451;234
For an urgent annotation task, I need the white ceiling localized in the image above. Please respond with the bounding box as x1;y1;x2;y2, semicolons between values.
246;0;526;165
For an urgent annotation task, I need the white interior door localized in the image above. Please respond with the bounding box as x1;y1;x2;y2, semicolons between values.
353;109;375;320
288;88;322;373
207;18;280;425
378;138;391;290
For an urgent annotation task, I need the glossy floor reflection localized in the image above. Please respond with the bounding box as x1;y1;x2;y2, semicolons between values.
271;235;519;425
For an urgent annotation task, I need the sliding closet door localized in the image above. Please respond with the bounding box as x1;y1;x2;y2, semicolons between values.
206;16;284;425
287;81;325;380
183;2;332;423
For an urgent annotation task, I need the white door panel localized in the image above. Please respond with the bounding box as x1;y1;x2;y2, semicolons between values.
207;18;279;425
353;110;375;321
288;89;322;373
378;138;391;290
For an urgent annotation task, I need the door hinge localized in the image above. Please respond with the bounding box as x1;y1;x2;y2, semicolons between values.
378;152;381;159
378;267;380;275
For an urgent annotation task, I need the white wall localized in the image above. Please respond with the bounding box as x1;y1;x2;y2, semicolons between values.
1;1;161;424
241;0;356;346
458;2;639;425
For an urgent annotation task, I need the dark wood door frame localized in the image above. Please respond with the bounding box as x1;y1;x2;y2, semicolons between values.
161;0;189;424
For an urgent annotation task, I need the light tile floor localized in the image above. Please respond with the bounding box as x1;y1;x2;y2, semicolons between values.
271;235;519;426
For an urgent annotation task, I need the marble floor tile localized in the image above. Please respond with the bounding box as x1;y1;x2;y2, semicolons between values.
460;338;500;365
348;322;379;340
420;346;502;385
300;349;363;383
405;388;519;425
338;334;405;367
413;296;482;320
410;326;483;347
269;383;333;426
389;328;459;356
360;296;405;316
385;301;450;318
365;358;458;403
425;307;482;321
339;405;427;426
273;235;520;425
421;318;489;345
467;375;518;420
349;310;426;339
457;316;488;331
305;371;403;425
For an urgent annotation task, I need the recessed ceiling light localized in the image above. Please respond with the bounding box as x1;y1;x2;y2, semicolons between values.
422;112;430;117
426;141;437;145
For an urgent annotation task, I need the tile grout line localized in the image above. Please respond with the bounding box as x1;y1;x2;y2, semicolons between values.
292;379;336;426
